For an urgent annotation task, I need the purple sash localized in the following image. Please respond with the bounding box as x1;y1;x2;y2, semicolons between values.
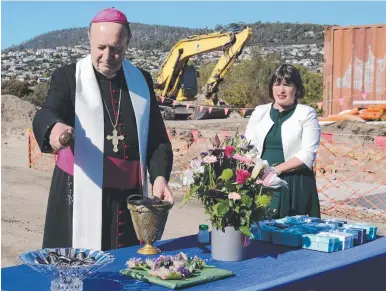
56;147;141;189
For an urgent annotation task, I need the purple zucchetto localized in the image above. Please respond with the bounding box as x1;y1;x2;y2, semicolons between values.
91;7;128;24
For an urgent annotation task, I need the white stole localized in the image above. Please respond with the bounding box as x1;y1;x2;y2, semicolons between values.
73;55;150;250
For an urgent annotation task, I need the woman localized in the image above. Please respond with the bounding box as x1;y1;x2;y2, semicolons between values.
245;64;321;218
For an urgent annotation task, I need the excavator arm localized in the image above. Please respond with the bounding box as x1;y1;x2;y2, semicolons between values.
202;27;252;104
155;26;253;102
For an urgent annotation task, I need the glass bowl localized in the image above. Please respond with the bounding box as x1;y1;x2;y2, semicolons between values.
18;248;114;291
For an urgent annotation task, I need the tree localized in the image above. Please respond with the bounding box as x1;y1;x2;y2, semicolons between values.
24;82;49;107
196;50;323;110
197;49;280;108
294;64;323;105
1;80;32;97
214;25;224;31
197;61;217;93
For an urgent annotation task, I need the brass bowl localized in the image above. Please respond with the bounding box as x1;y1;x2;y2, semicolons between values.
127;195;173;255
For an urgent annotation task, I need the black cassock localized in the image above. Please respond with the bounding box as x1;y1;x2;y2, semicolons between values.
33;64;173;250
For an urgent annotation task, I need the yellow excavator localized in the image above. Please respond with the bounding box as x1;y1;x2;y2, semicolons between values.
154;26;253;120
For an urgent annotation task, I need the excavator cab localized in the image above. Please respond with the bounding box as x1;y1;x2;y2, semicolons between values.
177;63;198;101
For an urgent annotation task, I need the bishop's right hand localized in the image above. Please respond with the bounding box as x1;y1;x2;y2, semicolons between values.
50;122;74;153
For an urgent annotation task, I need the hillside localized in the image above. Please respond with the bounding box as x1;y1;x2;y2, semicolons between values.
3;21;328;52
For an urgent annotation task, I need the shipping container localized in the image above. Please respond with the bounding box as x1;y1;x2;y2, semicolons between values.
323;24;386;116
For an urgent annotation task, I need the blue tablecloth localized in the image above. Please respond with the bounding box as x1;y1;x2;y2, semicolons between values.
2;235;386;291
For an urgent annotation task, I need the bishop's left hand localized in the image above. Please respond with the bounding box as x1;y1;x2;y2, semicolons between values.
152;176;174;204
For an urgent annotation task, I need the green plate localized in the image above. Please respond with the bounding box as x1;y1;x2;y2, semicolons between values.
120;268;234;290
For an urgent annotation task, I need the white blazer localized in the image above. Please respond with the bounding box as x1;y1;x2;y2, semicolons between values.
245;103;321;170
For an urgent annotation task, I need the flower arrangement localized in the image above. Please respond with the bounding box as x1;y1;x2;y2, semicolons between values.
181;133;287;237
126;252;214;280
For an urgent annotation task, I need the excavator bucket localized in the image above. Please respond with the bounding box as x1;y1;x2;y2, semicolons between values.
190;99;231;120
190;106;230;120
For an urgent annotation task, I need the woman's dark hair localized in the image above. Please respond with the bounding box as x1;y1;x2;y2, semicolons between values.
268;64;305;99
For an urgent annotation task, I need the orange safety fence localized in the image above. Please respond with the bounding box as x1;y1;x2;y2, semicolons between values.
314;133;386;220
27;128;386;219
27;131;56;172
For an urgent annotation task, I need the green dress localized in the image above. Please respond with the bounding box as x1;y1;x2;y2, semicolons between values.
261;104;321;219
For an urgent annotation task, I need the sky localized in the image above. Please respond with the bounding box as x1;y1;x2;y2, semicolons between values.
1;1;386;50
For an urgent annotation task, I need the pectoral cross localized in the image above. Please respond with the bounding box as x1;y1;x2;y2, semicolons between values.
106;128;124;153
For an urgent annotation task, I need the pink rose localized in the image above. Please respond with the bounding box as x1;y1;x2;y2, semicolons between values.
224;146;235;158
203;155;217;164
233;154;254;165
236;169;251;184
228;192;241;201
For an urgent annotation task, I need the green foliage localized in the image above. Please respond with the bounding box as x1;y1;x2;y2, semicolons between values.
1;80;49;107
293;64;324;115
221;169;233;181
24;82;49;107
197;49;324;109
198;49;280;107
1;80;32;97
255;194;272;208
197;62;216;91
218;62;254;108
151;71;158;80
293;64;323;105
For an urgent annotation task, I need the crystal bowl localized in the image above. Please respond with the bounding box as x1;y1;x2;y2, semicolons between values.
19;248;114;291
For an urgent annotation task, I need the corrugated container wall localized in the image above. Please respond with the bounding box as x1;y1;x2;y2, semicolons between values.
323;24;386;116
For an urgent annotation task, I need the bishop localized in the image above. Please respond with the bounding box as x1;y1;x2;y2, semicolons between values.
32;7;174;251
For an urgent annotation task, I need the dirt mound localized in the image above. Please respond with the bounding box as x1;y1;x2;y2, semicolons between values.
321;120;386;136
1;95;38;123
1;95;39;136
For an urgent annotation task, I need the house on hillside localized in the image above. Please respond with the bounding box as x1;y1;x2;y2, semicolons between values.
38;77;50;83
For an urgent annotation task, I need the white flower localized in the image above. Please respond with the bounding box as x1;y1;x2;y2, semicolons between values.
251;159;265;179
261;160;272;177
239;139;250;150
190;159;204;173
190;158;201;169
248;147;259;157
182;169;194;186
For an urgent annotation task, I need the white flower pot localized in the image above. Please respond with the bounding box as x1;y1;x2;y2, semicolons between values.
211;226;246;262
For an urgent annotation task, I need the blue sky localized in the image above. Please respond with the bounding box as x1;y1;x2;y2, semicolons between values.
1;1;386;49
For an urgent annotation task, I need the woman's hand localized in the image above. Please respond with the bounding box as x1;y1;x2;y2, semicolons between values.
273;157;306;175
